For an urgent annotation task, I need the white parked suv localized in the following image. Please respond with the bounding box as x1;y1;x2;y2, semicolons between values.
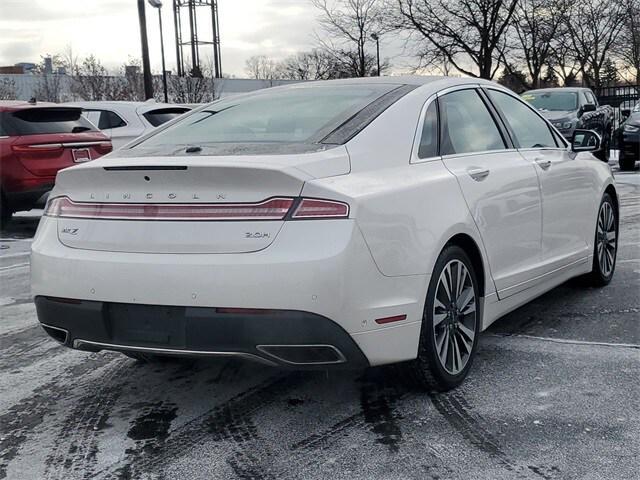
33;77;618;391
65;101;191;150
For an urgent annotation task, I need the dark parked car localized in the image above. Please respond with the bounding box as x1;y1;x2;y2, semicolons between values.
617;102;640;171
521;87;614;161
0;101;112;225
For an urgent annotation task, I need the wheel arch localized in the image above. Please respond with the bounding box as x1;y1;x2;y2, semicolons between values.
604;183;618;214
443;233;487;299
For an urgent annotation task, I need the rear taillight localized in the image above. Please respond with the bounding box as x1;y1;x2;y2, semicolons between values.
45;197;295;220
45;196;350;221
291;198;350;219
12;144;64;154
95;142;113;155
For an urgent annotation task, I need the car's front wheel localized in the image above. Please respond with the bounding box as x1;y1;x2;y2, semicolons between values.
586;193;618;286
406;245;480;391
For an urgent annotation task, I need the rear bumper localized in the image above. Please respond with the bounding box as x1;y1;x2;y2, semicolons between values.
35;296;369;368
31;216;428;366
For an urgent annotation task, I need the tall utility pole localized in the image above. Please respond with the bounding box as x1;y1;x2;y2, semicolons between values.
148;0;168;102
371;33;380;77
137;0;154;99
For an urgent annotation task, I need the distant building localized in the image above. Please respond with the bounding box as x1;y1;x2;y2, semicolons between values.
0;66;24;74
14;62;37;74
43;57;53;74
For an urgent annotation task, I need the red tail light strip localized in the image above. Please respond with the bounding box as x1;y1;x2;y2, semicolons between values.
291;198;350;219
45;197;295;221
45;196;351;221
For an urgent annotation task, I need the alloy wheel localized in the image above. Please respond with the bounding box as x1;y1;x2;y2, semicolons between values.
597;201;617;277
432;260;477;375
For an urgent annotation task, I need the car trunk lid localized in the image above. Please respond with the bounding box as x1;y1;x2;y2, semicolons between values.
51;148;349;254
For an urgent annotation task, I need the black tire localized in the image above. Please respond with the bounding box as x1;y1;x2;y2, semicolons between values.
585;193;618;286
619;154;636;171
0;194;11;228
404;245;481;392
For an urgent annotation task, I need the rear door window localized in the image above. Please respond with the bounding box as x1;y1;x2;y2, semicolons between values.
4;108;97;136
98;110;127;129
439;89;506;155
487;89;557;149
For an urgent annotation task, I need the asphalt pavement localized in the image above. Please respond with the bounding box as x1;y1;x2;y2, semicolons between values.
0;165;638;480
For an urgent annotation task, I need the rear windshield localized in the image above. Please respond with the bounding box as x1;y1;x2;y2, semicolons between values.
2;108;97;136
133;85;397;148
521;92;578;112
143;108;190;127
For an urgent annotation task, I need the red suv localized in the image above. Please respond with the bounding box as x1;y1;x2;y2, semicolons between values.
0;101;112;224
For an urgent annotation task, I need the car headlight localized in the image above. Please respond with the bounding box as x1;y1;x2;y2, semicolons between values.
553;121;573;130
623;124;640;133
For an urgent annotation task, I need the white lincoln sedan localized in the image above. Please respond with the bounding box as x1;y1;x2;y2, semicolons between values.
31;77;618;391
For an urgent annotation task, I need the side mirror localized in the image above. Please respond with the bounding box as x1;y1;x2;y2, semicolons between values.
579;104;597;117
622;109;631;118
572;129;601;153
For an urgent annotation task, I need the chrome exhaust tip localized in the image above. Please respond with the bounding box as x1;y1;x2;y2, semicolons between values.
256;344;347;365
40;323;69;345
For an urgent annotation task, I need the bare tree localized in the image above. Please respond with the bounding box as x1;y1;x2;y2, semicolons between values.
245;55;282;80
277;50;336;80
71;55;124;101
61;44;80;75
503;0;569;89
312;0;386;77
564;0;624;87
394;0;519;79
0;78;16;100
168;60;215;103
549;37;581;86
618;0;640;83
33;55;65;102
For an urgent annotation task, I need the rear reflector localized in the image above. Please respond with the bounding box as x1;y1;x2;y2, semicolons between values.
375;314;407;325
291;198;349;219
45;196;295;221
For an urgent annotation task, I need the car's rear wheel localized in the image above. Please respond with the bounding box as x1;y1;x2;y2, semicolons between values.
586;193;618;286
405;245;480;391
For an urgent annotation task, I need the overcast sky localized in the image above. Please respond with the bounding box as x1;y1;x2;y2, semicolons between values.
0;0;411;77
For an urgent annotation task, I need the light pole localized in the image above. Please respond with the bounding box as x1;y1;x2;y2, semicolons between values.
148;0;168;103
137;0;154;99
371;33;380;77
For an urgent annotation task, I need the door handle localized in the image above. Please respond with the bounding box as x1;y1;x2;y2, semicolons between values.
535;158;552;170
467;167;490;181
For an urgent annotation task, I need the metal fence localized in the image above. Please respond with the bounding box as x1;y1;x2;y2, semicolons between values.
594;85;639;110
594;85;639;131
